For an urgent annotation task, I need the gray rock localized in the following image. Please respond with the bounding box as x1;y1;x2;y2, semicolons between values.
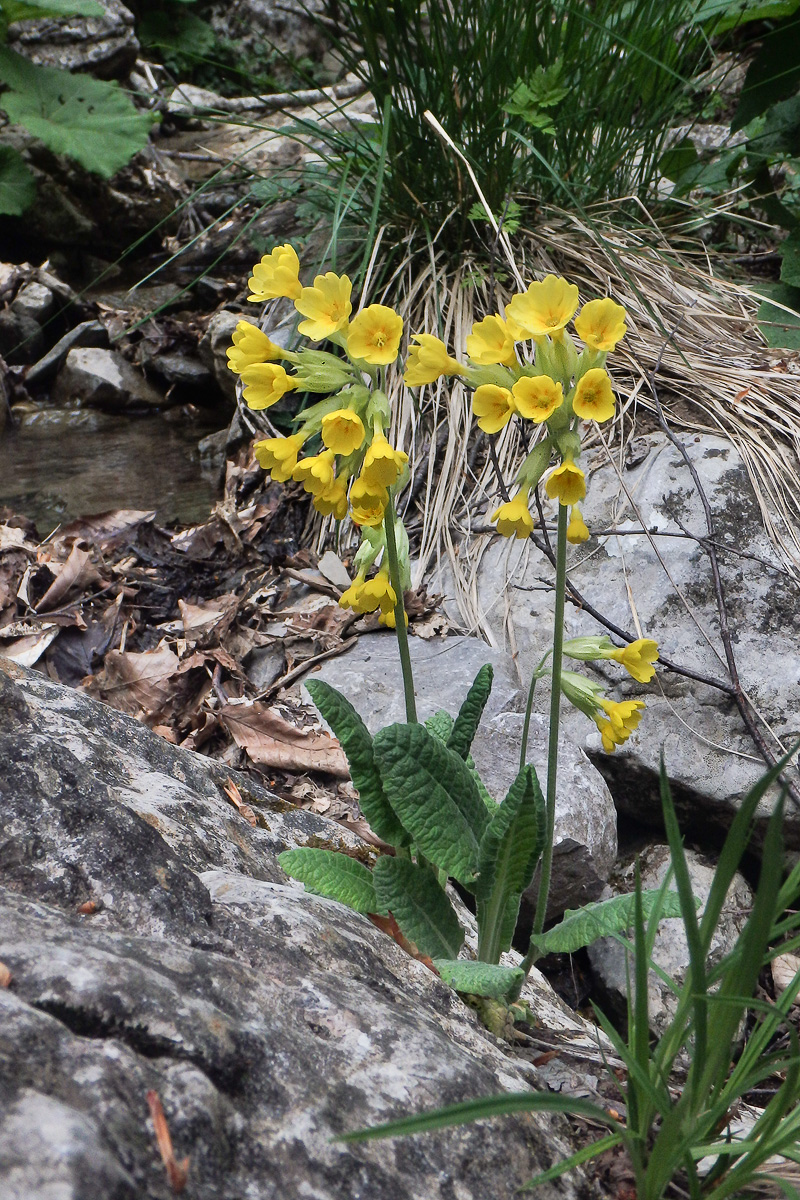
10;281;55;325
587;845;752;1035
149;352;213;388
0;308;42;364
53;347;164;411
207;0;328;68
0;656;597;1200
439;434;800;837
7;0;139;79
199;309;242;403
245;643;286;692
25;319;108;386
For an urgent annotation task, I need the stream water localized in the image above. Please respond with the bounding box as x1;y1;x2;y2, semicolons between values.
0;404;225;535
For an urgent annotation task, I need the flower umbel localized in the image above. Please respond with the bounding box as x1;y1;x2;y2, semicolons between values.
248;244;302;302
295;273;352;341
347;305;404;365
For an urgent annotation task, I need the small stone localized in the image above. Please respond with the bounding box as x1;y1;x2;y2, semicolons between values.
26;320;108;387
11;281;55;325
53;347;164;412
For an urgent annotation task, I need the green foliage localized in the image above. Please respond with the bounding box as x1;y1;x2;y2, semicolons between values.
340;756;800;1200
432;960;524;999
0;0;103;27
0;143;35;213
277;847;381;914
692;0;800;34
372;857;463;959
753;282;800;348
446;663;493;761
528;889;687;956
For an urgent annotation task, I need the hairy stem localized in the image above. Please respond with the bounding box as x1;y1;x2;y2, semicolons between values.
384;493;417;723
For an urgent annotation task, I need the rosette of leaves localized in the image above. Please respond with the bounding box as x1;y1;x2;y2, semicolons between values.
0;0;156;216
279;667;684;1002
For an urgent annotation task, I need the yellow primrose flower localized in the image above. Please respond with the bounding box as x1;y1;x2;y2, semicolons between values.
339;571;370;612
321;408;366;456
248;244;302;302
608;639;659;684
574;298;628;352
253;432;306;482
572;368;615;423
293;448;336;496
240;362;297;409
347;304;404;365
361;430;408;488
512;375;564;424
595;698;646;752
404;333;464;386
472;384;516;433
567;506;590;544
227;321;285;374
491;490;534;539
349;476;389;527
295;273;353;341
359;569;397;615
506;275;579;340
545;460;586;507
379;608;408;629
466;315;518;366
313;475;349;520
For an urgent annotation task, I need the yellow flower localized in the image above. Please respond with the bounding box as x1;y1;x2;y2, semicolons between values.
595;699;645;752
491;490;534;539
227;321;285;374
359;569;397;615
545;461;586;507
572;368;615;423
339;571;370;612
361;431;408;488
313;475;349;520
472;384;516;433
321;408;366;455
240;362;296;409
512;375;564;424
347;304;403;365
295;273;352;341
404;333;464;386
293;448;336;496
253;432;306;482
506;275;579;340
466;315;518;366
567;506;590;544
248;244;302;302
379;608;408;628
608;639;659;684
574;298;628;352
349;476;388;527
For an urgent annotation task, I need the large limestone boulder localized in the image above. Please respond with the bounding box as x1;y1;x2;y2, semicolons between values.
0;657;598;1200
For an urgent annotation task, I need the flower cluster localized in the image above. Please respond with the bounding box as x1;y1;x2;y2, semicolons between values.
556;636;658;752
229;244;412;620
403;275;627;544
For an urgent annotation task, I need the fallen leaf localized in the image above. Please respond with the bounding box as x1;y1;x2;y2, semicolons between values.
178;594;240;647
85;644;203;721
223;777;257;826
146;1091;189;1195
317;550;351;590
219;702;349;776
58;509;156;547
35;541;94;612
367;913;438;974
0;961;11;987
0;524;35;554
2;626;60;666
772;952;800;1003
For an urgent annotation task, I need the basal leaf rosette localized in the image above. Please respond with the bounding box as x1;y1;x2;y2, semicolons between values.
231;245;413;624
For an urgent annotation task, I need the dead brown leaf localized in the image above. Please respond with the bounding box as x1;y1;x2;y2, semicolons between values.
85;643;206;722
219;702;349;776
223;777;257;826
35;541;95;612
178;594;239;647
0;961;12;987
58;509;156;547
2;626;60;666
146;1090;189;1195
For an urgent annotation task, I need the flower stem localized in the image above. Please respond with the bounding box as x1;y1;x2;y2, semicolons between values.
519;649;553;773
510;502;568;998
384;493;417;723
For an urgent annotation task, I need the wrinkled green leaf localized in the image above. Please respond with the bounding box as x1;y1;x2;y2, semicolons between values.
0;145;35;215
373;723;488;884
372;856;463;959
476;765;546;959
433;959;524;999
306;680;408;846
530;889;687;956
692;0;800;34
447;663;493;760
3;0;104;20
754;283;800;349
278;847;380;914
0;49;155;177
425;709;453;742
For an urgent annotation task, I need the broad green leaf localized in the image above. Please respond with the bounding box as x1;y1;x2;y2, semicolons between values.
529;889;687;956
426;709;497;815
692;0;800;34
278;848;380;914
0;49;155;178
433;959;523;999
373;723;488;884
0;146;35;215
732;16;800;130
475;764;545;959
3;0;104;19
754;283;800;350
306;680;408;846
372;856;463;959
447;663;493;760
781;231;800;288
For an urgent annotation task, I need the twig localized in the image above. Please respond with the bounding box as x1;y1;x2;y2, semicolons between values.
146;1091;189;1195
255;633;360;699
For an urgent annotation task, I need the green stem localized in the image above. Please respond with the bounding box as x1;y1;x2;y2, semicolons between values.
519;649;553;773
383;493;417;723
512;503;569;994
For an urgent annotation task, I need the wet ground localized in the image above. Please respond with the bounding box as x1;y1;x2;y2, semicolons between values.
0;404;225;535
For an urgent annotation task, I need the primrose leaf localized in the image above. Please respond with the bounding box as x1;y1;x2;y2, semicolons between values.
754;283;800;350
433;960;524;1000
529;889;688;956
0;49;155;177
373;723;488;884
372;857;463;959
278;848;381;915
305;680;409;846
0;146;35;215
3;0;104;19
425;709;454;741
447;663;493;760
476;764;546;957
